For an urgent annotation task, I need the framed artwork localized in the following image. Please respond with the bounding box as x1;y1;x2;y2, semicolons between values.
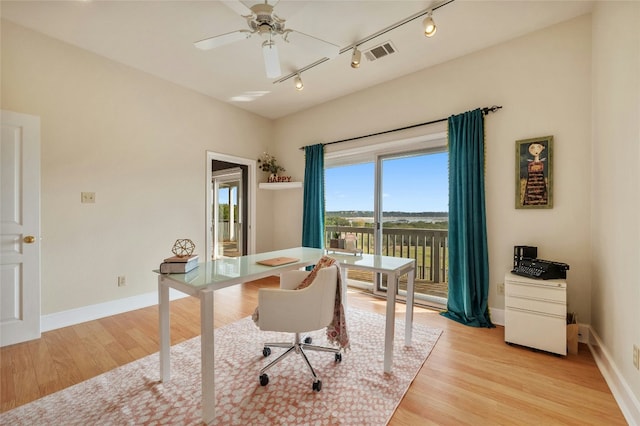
515;135;553;209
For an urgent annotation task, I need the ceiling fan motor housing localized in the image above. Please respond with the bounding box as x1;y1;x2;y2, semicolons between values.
248;3;285;35
195;0;339;79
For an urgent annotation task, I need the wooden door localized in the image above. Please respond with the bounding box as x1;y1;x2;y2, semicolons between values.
1;110;41;346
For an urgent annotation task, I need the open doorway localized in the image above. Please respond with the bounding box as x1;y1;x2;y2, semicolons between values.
206;152;256;261
212;166;244;258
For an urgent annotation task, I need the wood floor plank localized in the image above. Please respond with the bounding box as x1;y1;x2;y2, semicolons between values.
76;326;120;373
26;339;58;392
0;277;627;425
43;329;87;388
0;349;18;411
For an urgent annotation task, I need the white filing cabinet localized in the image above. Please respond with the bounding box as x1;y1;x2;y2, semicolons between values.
504;272;567;356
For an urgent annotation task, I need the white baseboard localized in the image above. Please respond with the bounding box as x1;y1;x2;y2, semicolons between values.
588;327;640;425
491;307;505;326
41;289;189;332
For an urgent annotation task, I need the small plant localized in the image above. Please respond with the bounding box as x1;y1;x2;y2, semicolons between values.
258;152;285;175
329;232;345;249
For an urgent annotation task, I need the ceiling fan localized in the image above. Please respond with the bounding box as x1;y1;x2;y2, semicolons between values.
194;0;340;79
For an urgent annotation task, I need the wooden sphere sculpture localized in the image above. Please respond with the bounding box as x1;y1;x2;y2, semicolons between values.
171;239;195;257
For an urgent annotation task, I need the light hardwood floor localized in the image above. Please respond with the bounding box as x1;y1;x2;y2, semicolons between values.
1;277;627;425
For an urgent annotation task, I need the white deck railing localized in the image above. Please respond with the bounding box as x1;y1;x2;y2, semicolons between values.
325;226;448;283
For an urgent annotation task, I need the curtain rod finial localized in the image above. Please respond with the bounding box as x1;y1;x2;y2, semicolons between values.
482;105;503;115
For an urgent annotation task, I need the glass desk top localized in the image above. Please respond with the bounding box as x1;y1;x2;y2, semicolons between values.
329;252;415;273
155;247;415;291
155;247;324;290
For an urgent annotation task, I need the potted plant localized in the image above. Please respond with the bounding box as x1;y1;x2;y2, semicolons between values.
329;232;345;249
258;152;286;182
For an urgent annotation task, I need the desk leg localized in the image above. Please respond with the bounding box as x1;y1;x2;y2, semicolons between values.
200;289;215;424
340;267;348;312
405;268;415;346
159;277;170;382
384;272;397;373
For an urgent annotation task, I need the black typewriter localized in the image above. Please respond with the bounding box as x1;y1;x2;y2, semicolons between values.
512;258;569;280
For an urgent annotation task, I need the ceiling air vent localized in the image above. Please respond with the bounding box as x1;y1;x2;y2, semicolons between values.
363;41;397;62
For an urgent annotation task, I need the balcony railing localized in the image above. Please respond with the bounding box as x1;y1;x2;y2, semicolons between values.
217;220;241;241
325;226;448;283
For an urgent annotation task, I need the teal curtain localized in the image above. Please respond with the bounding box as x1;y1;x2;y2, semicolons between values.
441;109;493;328
302;144;325;249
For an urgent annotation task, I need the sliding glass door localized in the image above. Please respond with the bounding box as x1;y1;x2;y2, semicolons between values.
373;151;449;302
325;145;449;306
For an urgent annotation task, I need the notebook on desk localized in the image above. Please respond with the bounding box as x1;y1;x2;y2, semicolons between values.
256;257;299;267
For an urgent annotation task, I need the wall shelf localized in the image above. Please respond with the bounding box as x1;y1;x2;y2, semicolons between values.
258;182;302;190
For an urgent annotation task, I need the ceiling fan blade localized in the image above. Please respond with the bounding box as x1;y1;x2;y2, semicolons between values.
284;30;340;59
262;41;282;78
221;0;253;17
194;30;252;50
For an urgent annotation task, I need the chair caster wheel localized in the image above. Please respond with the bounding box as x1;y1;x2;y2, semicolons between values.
335;353;342;362
259;374;269;386
304;336;312;344
312;380;322;392
263;347;271;357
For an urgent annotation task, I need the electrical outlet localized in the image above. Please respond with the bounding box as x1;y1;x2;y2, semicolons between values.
497;282;505;295
117;276;126;287
634;344;639;370
81;192;96;203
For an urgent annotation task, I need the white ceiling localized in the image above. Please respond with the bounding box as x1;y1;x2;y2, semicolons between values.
1;0;594;120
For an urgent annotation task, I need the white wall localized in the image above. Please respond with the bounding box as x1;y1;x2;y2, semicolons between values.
273;15;593;322
1;20;274;315
591;1;640;411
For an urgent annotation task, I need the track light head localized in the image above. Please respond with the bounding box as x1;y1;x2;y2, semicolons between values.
294;73;304;91
423;11;437;37
351;47;361;69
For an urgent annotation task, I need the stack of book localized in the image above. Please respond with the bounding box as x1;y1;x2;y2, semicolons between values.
159;254;199;274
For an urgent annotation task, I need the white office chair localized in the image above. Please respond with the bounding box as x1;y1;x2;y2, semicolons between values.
256;265;342;392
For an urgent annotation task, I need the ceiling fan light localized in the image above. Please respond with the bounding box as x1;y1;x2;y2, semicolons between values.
262;40;281;78
294;73;304;91
351;47;361;69
423;12;437;37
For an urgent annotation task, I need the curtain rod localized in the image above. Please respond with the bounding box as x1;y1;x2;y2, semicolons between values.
299;105;503;150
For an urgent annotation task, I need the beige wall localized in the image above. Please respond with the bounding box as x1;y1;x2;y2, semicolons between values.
274;15;593;321
1;20;274;315
591;1;640;407
2;2;639;414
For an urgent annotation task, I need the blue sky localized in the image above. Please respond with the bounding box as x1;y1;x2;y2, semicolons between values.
325;152;449;212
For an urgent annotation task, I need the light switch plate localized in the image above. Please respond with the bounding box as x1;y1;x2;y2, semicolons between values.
81;192;95;203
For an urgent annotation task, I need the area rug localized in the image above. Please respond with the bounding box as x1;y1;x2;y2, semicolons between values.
1;308;442;425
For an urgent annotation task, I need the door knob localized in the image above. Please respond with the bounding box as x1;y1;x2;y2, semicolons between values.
23;236;36;244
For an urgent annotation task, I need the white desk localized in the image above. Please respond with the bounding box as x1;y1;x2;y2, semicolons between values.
157;247;415;424
329;253;416;372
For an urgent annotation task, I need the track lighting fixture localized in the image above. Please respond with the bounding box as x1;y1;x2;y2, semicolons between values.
423;11;437;37
274;0;454;86
351;47;361;69
294;73;304;91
